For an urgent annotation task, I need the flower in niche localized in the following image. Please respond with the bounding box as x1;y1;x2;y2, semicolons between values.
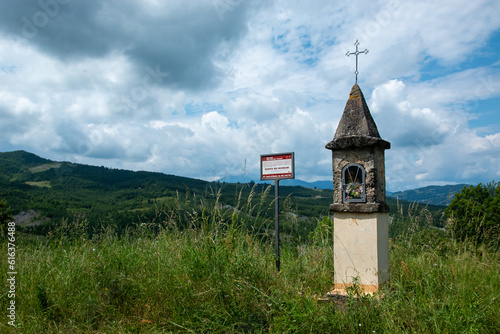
346;183;363;199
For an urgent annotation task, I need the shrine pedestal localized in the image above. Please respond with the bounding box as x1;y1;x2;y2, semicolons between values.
333;212;389;294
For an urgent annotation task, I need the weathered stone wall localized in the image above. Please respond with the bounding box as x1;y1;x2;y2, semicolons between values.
330;146;388;213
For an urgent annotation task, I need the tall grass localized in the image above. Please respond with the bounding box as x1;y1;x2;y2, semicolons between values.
1;191;499;333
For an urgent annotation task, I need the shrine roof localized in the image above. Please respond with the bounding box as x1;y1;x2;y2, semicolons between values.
326;84;390;150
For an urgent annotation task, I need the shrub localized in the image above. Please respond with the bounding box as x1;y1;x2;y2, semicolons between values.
445;182;500;249
0;199;13;238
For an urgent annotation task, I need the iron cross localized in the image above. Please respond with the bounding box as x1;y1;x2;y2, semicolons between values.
346;39;368;84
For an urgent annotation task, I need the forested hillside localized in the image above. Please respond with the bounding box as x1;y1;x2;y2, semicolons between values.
389;184;469;206
0;150;445;239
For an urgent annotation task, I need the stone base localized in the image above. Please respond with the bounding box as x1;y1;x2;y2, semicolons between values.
320;285;386;302
333;212;389;291
331;281;388;295
334;282;380;294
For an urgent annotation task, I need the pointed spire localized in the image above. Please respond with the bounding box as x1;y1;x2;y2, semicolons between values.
326;84;390;150
335;84;380;139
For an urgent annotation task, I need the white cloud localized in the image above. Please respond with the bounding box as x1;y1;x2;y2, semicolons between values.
486;133;500;146
370;77;500;190
0;0;499;191
370;79;452;147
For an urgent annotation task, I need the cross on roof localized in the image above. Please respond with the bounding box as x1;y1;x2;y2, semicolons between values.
346;39;368;84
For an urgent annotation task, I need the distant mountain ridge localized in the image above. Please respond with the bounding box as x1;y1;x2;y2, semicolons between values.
388;184;470;206
218;173;333;190
218;173;468;206
1;150;468;209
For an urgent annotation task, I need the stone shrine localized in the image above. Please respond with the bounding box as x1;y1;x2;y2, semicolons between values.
325;83;390;294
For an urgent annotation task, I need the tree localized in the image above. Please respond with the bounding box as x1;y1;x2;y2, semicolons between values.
0;199;14;238
445;182;500;249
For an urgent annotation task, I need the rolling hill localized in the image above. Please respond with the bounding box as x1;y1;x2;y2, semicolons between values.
0;150;448;237
388;184;469;206
0;151;338;234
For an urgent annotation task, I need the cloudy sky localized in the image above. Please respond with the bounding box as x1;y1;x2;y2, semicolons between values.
0;0;499;191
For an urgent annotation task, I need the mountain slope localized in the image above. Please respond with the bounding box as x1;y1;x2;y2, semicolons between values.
0;151;215;227
0;150;52;178
389;184;469;206
0;151;338;233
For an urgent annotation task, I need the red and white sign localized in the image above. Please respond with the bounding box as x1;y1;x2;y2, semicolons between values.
260;153;295;180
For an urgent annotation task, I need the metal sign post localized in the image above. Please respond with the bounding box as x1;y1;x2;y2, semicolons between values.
274;178;280;271
260;152;295;272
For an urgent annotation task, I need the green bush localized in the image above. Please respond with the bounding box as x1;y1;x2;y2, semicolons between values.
445;182;500;249
0;199;13;238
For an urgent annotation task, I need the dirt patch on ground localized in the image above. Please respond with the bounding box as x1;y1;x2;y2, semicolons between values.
14;210;49;227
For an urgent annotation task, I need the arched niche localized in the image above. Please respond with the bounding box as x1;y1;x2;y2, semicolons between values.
342;163;366;203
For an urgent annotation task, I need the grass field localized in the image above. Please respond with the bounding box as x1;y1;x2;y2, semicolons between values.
1;196;499;333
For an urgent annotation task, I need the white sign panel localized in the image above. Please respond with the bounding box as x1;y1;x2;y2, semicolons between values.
260;153;295;180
